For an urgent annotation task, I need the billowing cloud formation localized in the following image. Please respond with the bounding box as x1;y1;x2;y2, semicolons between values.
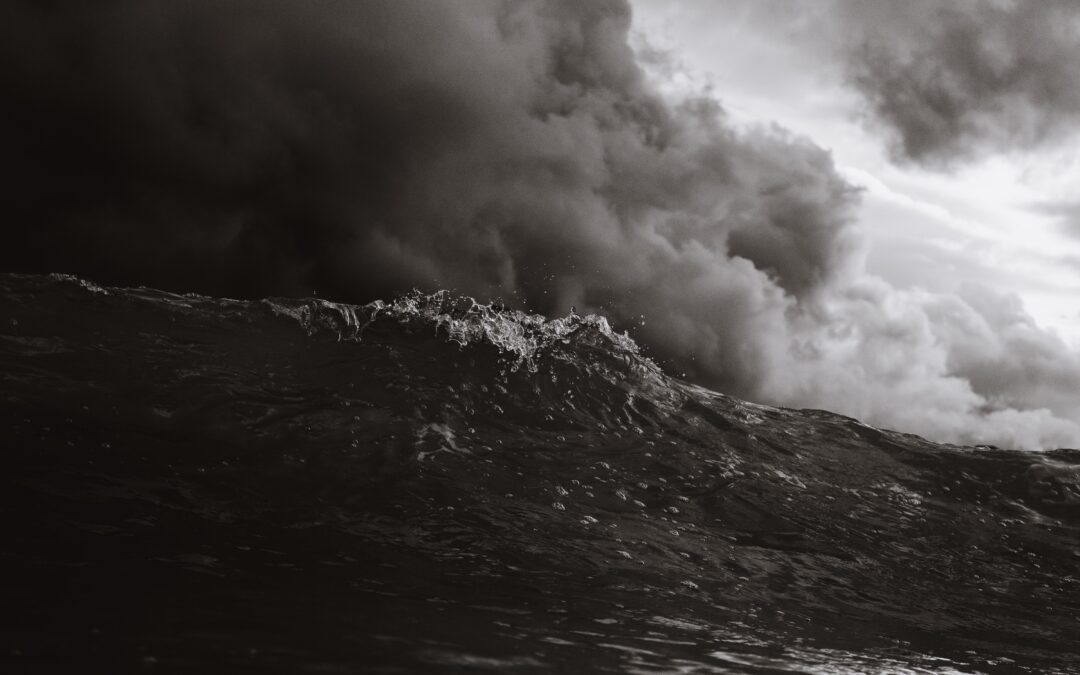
2;0;1079;449
776;281;1080;451
0;0;860;392
834;0;1080;165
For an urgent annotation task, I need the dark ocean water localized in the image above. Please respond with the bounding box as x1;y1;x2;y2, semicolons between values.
2;273;1079;674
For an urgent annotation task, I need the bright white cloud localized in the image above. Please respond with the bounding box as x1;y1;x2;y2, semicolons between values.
631;0;1080;446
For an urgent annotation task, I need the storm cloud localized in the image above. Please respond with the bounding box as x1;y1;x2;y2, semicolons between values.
833;0;1080;165
2;0;1079;449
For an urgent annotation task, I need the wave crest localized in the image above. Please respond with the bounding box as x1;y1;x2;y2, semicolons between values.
267;290;644;373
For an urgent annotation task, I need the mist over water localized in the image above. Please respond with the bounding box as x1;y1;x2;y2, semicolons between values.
2;273;1079;673
3;1;1080;449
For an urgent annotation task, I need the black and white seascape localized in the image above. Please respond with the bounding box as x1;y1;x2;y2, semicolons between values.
2;2;1080;673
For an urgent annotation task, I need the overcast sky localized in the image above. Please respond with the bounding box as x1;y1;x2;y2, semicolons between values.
3;0;1080;449
632;0;1080;346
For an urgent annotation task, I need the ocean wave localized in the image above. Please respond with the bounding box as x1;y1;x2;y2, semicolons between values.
3;272;1079;673
265;289;644;369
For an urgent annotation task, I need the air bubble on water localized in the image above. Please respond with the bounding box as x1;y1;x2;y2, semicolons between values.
555;485;569;496
552;502;566;511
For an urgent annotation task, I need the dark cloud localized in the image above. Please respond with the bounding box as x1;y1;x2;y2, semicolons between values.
2;0;1079;448
833;0;1080;165
0;0;859;396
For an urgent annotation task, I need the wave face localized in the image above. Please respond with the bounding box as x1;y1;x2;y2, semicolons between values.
2;273;1079;674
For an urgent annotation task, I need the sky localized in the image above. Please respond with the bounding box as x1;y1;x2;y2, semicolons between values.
2;0;1080;450
631;0;1080;346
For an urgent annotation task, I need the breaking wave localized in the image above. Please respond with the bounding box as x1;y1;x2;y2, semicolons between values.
2;273;1079;674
